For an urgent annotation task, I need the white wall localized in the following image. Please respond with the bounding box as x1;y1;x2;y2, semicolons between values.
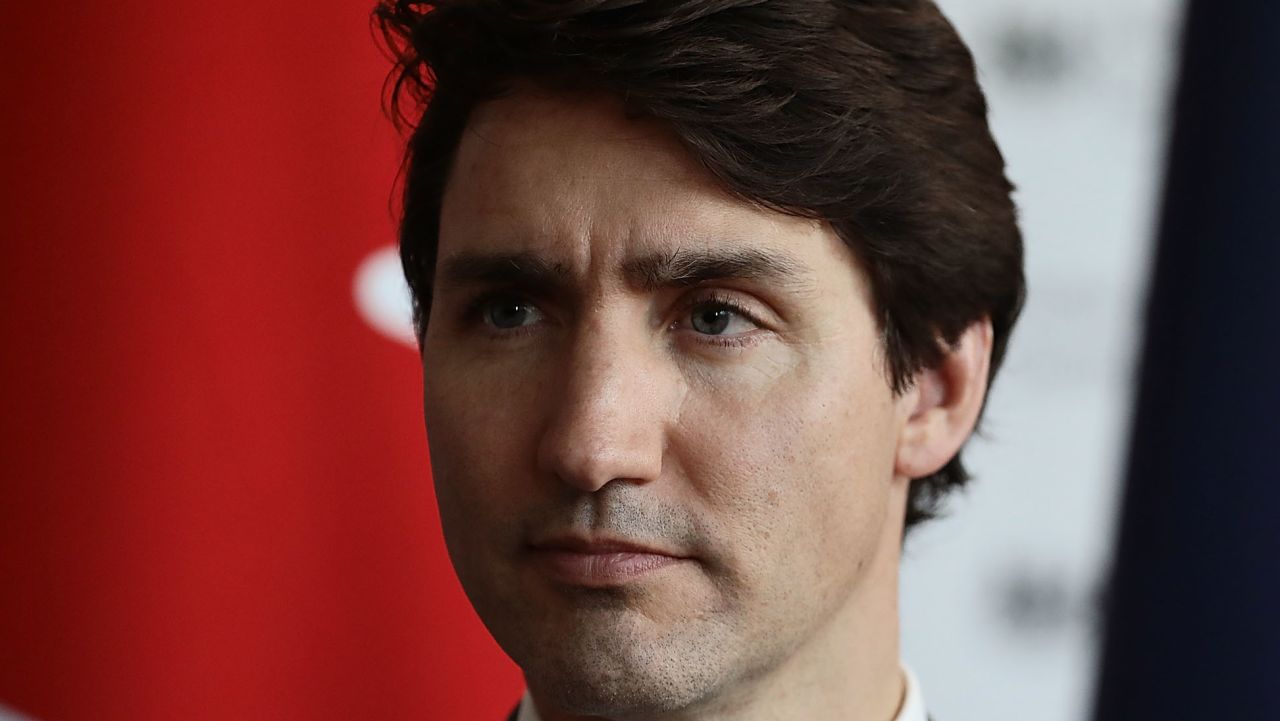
900;2;1183;720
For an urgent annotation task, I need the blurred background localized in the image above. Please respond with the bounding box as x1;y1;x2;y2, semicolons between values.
900;2;1182;721
0;1;1187;720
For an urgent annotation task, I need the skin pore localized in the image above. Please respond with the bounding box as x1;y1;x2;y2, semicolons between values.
420;87;992;721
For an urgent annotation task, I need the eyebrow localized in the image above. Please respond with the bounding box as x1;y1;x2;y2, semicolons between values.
622;248;807;291
436;247;809;295
436;251;571;295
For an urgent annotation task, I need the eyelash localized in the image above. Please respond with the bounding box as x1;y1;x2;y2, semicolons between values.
674;291;767;349
461;292;542;341
461;290;768;348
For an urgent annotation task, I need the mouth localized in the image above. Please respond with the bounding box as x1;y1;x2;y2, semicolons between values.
527;535;692;587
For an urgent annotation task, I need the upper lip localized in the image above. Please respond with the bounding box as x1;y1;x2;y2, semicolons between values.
529;534;687;558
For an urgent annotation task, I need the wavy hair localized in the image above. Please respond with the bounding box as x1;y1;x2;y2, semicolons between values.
373;0;1025;529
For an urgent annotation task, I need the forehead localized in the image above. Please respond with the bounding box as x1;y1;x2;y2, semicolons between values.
448;88;708;213
440;89;850;282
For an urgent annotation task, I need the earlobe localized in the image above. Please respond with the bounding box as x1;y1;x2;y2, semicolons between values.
895;318;994;480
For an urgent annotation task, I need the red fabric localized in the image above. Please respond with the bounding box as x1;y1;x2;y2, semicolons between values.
0;3;520;719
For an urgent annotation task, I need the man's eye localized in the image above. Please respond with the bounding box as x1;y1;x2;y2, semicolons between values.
480;297;543;330
688;302;757;336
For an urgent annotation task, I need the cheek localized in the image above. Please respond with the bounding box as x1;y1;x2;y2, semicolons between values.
671;352;897;586
422;336;549;462
421;354;544;546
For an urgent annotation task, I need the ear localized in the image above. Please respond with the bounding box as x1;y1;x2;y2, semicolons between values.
895;318;994;479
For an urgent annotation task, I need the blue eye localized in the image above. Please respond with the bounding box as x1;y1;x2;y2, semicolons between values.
691;306;733;335
482;298;541;329
687;301;757;337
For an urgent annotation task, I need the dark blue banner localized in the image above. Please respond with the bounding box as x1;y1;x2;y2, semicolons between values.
1095;2;1280;720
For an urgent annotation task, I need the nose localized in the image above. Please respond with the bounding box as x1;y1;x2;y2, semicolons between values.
536;323;671;493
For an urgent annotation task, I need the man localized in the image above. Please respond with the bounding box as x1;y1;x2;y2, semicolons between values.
375;1;1024;720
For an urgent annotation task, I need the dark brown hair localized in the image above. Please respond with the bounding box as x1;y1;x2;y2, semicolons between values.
374;0;1025;529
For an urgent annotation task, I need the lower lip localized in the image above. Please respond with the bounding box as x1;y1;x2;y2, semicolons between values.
531;549;686;586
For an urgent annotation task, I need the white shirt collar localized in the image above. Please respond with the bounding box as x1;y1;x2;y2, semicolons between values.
515;664;927;721
898;664;928;721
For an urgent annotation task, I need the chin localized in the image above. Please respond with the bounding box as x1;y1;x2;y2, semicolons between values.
527;656;712;719
510;609;732;718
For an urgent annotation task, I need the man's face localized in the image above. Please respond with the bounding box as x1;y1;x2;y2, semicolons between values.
422;90;913;717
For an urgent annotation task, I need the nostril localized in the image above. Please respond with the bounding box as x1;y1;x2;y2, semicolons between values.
536;401;666;493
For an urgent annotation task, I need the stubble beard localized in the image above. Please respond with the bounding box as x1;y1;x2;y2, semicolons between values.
500;580;810;721
515;591;744;718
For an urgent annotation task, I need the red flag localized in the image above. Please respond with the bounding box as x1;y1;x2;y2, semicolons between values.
0;3;521;719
